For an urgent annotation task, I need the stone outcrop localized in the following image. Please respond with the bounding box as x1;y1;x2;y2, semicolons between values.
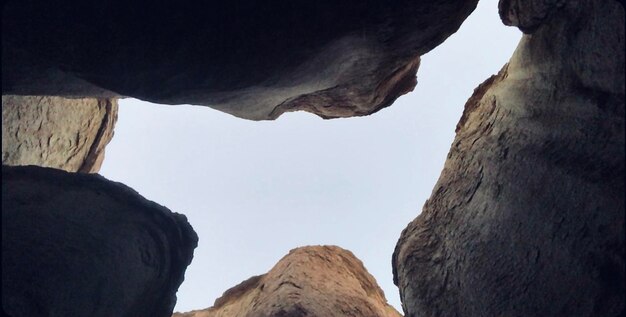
2;165;198;317
393;1;624;316
2;95;118;173
2;0;478;120
173;246;401;317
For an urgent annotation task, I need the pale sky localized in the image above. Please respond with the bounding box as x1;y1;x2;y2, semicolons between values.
99;0;521;313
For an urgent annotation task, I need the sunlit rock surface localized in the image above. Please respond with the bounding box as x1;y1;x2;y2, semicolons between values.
2;165;198;317
2;0;478;120
393;0;624;316
173;246;401;317
2;95;117;173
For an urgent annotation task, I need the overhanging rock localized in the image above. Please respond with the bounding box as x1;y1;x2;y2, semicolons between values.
2;0;478;120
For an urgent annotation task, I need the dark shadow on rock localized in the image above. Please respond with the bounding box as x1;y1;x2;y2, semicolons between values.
2;165;198;317
2;0;478;120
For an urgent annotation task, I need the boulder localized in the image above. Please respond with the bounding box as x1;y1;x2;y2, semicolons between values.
2;0;478;120
393;0;625;316
173;246;401;317
2;95;118;173
2;165;198;317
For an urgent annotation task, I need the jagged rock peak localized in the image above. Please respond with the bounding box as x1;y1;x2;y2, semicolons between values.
174;245;402;317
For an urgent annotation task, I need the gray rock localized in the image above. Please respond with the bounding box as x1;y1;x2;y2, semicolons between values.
173;246;401;317
2;95;118;173
2;1;478;120
393;0;624;316
2;165;198;317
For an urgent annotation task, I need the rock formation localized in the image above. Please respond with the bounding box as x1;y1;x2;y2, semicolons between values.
393;0;625;316
2;0;478;120
173;246;401;317
5;0;624;316
2;165;198;317
2;95;118;173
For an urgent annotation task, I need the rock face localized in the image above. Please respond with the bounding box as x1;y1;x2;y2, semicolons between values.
393;1;624;316
2;95;118;173
2;0;477;120
2;165;198;317
173;246;401;317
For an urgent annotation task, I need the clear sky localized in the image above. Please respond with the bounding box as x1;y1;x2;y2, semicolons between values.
99;0;520;313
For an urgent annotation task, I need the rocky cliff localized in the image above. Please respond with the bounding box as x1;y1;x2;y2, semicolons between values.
173;246;401;317
393;0;625;316
2;95;118;173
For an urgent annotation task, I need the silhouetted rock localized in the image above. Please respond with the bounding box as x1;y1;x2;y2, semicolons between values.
173;246;401;317
393;1;625;316
2;0;478;120
2;95;118;173
2;165;198;317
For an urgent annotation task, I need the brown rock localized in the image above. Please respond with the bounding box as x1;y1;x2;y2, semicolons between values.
393;0;624;316
2;1;477;120
2;165;198;317
173;246;401;317
2;95;118;173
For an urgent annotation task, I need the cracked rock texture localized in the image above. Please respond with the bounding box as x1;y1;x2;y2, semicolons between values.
2;95;118;173
2;165;198;317
3;0;477;120
173;246;401;317
393;0;624;316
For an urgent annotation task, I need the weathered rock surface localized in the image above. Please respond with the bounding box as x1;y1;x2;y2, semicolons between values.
2;95;118;173
393;0;624;316
2;1;477;120
173;246;401;317
2;165;198;317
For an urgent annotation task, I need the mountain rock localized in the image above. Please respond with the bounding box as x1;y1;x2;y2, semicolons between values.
2;165;198;317
2;95;118;173
2;0;478;120
393;0;624;316
173;246;401;317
